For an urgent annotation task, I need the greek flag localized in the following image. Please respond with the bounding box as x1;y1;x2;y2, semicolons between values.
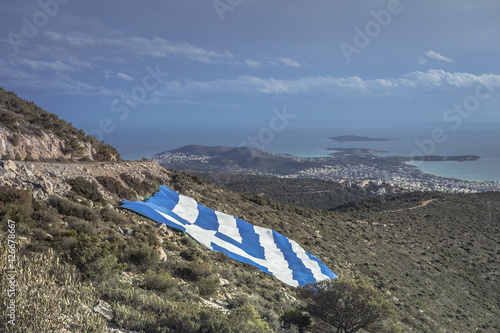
121;185;337;286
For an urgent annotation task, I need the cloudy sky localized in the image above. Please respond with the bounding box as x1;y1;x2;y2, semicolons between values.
1;0;499;156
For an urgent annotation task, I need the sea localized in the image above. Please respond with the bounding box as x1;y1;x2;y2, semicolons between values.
111;123;500;182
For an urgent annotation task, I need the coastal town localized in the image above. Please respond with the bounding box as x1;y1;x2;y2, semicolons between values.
289;164;500;194
152;148;500;194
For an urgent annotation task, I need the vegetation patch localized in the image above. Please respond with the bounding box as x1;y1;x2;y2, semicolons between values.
67;177;104;202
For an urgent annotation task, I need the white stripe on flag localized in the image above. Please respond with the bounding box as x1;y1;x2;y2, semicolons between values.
253;226;296;286
215;211;243;243
289;239;331;282
172;194;199;224
156;209;300;287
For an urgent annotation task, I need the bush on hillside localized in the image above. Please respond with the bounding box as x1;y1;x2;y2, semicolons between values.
96;176;136;200
48;195;99;221
120;173;158;197
67;177;103;202
298;278;401;333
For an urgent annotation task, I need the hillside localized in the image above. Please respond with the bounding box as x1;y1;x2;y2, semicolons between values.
1;158;499;332
0;90;499;332
191;172;387;210
0;87;119;162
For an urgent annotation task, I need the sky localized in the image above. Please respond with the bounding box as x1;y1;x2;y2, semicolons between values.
1;0;500;158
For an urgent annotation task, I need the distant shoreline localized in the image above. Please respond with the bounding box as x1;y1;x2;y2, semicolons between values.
399;155;481;162
328;135;395;143
326;147;391;154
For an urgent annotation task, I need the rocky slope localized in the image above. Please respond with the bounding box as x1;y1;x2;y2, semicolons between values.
0;87;119;162
0;160;166;200
0;126;97;161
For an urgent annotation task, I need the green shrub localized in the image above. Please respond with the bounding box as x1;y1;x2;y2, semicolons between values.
48;195;99;221
96;176;136;200
68;233;125;281
120;173;157;197
0;186;33;234
9;133;19;146
143;171;164;185
78;155;92;162
298;278;401;333
32;204;60;228
142;270;177;292
0;110;18;131
95;141;120;161
23;153;34;161
67;177;103;202
65;216;98;235
281;308;311;333
196;277;219;296
180;248;207;262
229;304;273;333
121;242;160;271
63;136;84;155
177;260;212;281
100;206;127;225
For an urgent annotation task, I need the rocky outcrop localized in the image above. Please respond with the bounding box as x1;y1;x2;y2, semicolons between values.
0;126;96;161
0;160;170;200
93;300;114;321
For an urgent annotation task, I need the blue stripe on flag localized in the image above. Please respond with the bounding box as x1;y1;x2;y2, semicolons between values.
120;185;336;286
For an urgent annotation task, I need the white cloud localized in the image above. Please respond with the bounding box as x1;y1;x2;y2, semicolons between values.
418;56;427;65
245;59;261;68
104;69;134;81
157;70;500;97
424;50;454;63
280;57;301;67
15;59;75;72
42;31;234;64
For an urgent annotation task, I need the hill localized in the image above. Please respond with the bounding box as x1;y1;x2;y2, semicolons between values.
0;87;119;162
154;144;324;174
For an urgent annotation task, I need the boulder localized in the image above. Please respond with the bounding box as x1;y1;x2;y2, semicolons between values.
155;222;173;237
0;160;17;172
93;300;113;321
153;245;167;262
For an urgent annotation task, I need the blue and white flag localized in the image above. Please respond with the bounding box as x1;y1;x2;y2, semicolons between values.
121;185;337;286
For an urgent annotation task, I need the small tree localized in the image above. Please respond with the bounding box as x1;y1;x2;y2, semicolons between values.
298;278;400;333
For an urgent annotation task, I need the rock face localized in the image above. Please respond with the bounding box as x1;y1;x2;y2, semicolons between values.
0;160;170;200
0;126;96;161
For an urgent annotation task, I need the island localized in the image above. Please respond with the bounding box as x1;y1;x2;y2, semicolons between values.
328;135;395;143
326;147;390;155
